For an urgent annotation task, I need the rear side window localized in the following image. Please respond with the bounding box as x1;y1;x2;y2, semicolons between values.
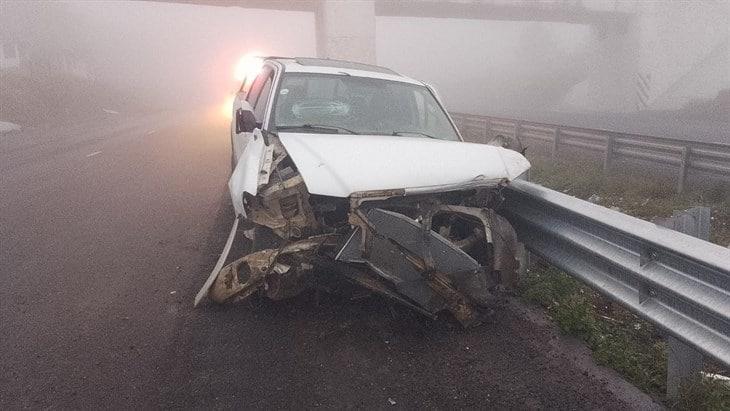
246;66;274;110
253;75;273;121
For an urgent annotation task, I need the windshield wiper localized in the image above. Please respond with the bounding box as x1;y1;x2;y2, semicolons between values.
277;124;359;135
392;131;439;139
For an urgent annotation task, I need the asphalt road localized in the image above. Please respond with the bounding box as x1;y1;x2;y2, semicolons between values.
1;112;662;409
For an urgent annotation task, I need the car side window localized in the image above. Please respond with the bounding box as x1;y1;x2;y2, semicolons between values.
246;66;273;108
253;74;273;122
413;90;425;126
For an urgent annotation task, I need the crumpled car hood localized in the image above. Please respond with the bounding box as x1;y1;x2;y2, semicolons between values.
277;132;531;198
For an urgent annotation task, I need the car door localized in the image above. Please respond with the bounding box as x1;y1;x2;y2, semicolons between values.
231;65;275;163
228;65;277;216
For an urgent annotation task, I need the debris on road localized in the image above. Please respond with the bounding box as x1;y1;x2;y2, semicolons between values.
701;372;730;386
102;108;120;115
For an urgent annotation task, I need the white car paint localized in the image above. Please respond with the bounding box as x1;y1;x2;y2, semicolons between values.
277;132;531;198
228;58;531;214
228;129;268;216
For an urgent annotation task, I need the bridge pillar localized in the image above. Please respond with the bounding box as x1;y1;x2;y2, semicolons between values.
563;18;641;112
315;0;376;64
564;1;729;112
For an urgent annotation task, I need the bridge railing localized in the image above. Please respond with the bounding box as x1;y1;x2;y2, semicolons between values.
451;112;730;193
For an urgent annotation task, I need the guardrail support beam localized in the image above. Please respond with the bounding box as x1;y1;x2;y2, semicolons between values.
666;335;704;400
677;146;690;194
551;128;560;163
603;135;615;173
658;206;711;399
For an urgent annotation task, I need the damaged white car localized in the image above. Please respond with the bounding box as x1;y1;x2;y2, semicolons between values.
195;57;530;327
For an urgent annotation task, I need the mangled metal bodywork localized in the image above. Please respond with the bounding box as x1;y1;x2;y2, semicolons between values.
196;57;531;326
198;131;530;327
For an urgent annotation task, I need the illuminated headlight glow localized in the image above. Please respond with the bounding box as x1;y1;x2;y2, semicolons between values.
234;53;264;83
221;94;235;119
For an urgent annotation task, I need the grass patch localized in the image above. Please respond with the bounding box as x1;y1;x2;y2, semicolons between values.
521;267;730;406
529;157;730;246
674;377;730;411
521;267;667;394
520;159;730;405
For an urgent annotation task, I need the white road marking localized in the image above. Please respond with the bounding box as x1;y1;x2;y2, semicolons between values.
86;151;102;158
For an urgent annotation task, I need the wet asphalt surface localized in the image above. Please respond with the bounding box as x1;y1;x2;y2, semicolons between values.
0;112;662;409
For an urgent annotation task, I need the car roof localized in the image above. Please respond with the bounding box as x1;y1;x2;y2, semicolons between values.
265;57;424;86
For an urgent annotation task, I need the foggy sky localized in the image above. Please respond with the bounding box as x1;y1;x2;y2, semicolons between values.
2;0;728;137
62;0;595;113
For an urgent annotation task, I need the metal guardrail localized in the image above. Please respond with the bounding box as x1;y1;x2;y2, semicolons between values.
451;113;730;193
499;179;730;369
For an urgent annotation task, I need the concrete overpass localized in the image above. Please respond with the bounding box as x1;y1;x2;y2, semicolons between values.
159;0;729;113
166;1;629;62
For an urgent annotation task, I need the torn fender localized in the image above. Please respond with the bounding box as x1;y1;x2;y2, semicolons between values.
229;129;271;216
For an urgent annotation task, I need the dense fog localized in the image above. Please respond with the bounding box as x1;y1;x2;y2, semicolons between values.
1;0;728;141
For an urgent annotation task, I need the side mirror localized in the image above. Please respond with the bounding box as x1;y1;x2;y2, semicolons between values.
235;102;257;134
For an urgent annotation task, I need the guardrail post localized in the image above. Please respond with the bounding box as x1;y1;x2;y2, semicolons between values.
677;146;690;194
658;207;710;400
551;128;560;163
514;122;526;155
485;120;492;143
666;336;704;400
603;135;615;173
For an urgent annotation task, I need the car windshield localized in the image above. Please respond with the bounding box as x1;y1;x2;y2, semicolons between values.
271;73;460;141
